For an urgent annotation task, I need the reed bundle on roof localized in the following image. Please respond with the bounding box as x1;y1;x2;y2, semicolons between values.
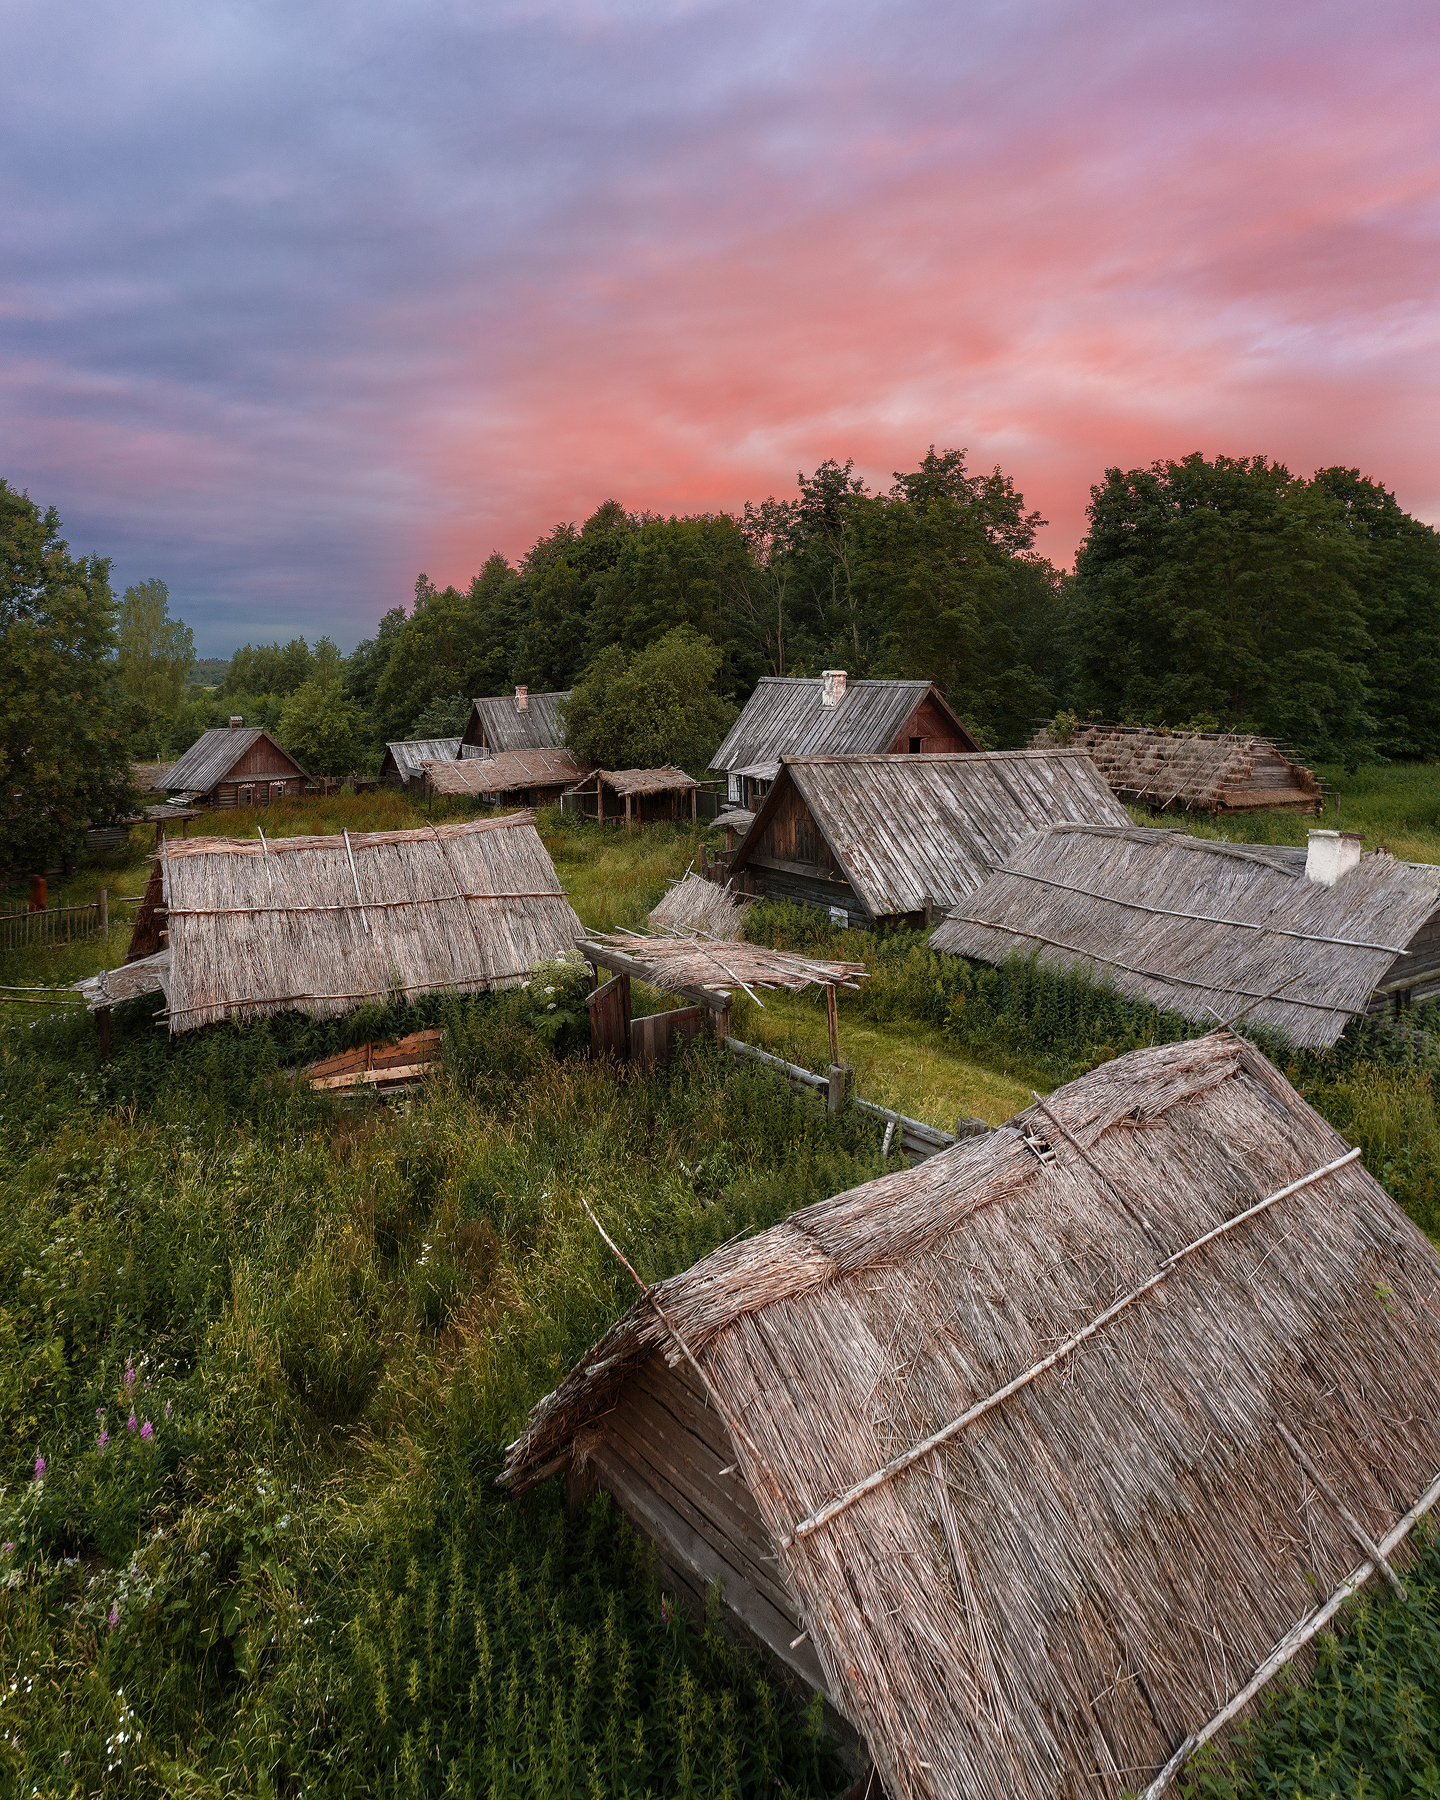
123;813;582;1032
931;822;1440;1047
423;747;587;797
1031;722;1322;813
580;931;864;998
505;1031;1440;1800
647;871;751;939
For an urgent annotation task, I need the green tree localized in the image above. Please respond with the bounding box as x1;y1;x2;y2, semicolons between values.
0;481;136;869
116;577;195;715
225;638;314;698
406;693;471;740
276;680;365;778
1072;453;1373;763
562;627;738;771
371;575;496;741
344;607;409;712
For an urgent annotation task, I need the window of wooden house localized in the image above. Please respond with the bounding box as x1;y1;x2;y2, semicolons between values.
909;737;923;753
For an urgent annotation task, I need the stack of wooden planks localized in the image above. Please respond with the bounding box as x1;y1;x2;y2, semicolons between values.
298;1029;442;1093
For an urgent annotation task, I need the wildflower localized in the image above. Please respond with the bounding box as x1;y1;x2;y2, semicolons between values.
95;1407;105;1421
32;1455;45;1481
127;1413;137;1433
107;1603;119;1630
660;1597;673;1626
123;1364;135;1390
163;1400;172;1420
544;985;556;995
1;1544;12;1557
96;1431;109;1454
140;1421;153;1442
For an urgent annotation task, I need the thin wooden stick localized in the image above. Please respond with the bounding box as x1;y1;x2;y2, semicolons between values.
1273;1421;1406;1598
780;1147;1363;1548
826;981;840;1066
342;829;370;935
1031;1092;1156;1237
1144;1464;1440;1798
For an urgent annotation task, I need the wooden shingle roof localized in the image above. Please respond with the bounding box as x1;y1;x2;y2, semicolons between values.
709;678;977;772
160;727;308;793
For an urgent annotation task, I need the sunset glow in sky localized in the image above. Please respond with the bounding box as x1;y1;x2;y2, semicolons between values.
4;0;1438;652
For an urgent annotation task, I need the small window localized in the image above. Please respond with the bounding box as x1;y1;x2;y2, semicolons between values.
909;737;923;754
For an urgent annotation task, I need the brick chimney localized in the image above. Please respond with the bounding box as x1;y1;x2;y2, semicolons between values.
821;669;847;709
515;685;529;712
1305;829;1363;886
228;715;244;729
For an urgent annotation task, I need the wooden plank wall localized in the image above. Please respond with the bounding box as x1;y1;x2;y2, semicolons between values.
629;1005;704;1069
587;972;631;1059
884;695;969;754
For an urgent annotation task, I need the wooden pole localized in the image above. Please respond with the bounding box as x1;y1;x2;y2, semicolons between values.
99;889;108;934
690;787;697;824
825;980;840;1066
97;1006;111;1061
625;793;632;833
29;875;46;913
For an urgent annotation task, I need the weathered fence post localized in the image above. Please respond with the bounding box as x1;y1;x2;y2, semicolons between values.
99;888;108;934
825;982;841;1067
29;875;46;913
97;1007;111;1061
827;1064;852;1114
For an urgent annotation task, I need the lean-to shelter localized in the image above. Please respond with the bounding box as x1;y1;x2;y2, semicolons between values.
563;766;698;826
504;1031;1440;1800
86;814;582;1032
423;747;588;806
710;673;978;808
380;738;461;787
158;722;309;807
460;687;570;755
726;749;1127;928
1030;723;1322;814
931;822;1440;1047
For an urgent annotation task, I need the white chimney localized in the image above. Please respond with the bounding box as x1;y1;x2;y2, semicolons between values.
228;715;244;730
821;669;847;709
515;685;529;712
1305;829;1363;886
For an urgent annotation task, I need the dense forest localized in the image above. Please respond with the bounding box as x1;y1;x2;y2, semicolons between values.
5;449;1440;865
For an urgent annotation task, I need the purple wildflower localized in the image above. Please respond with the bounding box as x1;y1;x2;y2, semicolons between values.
660;1597;674;1626
33;1454;45;1480
140;1421;153;1442
96;1431;109;1454
126;1412;137;1434
1;1543;13;1556
107;1603;119;1630
95;1407;105;1421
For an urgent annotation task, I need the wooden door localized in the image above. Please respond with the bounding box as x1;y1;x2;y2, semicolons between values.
586;973;631;1060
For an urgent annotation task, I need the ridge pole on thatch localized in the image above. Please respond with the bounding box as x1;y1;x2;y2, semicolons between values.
341;829;370;934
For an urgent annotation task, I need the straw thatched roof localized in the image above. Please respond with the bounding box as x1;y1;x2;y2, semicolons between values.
504;1031;1440;1800
729;750;1129;923
132;762;170;794
579;931;865;1001
1030;723;1322;813
931;822;1440;1048
423;746;588;797
160;725;309;794
122;814;582;1032
463;690;570;753
711;677;977;773
647;871;751;939
567;765;698;798
381;738;461;783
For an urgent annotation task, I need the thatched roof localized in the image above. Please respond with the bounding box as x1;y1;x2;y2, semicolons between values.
131;762;170;794
567;765;698;798
729;750;1129;919
423;747;588;796
381;738;460;782
160;726;309;793
930;822;1440;1048
1030;723;1321;813
647;871;751;939
464;690;569;753
579;931;865;1001
125;814;581;1032
710;677;978;772
505;1031;1440;1800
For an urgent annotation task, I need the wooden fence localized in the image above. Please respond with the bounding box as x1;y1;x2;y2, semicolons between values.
0;892;109;952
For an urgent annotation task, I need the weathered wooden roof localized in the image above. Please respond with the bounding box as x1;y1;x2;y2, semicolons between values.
424;747;588;796
160;727;309;793
567;765;698;797
730;750;1128;918
505;1031;1440;1800
381;738;461;781
710;678;977;772
580;931;863;1001
931;822;1440;1047
465;691;570;752
1029;724;1321;813
131;762;170;793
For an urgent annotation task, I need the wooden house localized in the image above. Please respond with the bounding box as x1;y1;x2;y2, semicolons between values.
158;721;309;807
1030;723;1322;814
931;822;1440;1047
460;687;570;755
380;738;461;787
505;1032;1440;1800
725;749;1127;929
423;746;588;807
562;766;698;828
710;672;978;808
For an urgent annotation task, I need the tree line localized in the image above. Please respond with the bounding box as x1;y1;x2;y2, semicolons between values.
4;449;1439;868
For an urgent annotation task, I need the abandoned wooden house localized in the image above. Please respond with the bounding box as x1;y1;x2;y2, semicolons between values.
379;737;461;787
1029;722;1322;814
725;749;1127;929
709;672;979;809
460;686;570;755
422;746;589;807
930;822;1440;1047
157;720;310;807
504;1030;1440;1800
562;766;698;827
73;814;582;1033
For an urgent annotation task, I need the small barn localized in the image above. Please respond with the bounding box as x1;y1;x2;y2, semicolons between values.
460;687;570;755
503;1031;1440;1800
78;814;582;1033
931;822;1440;1046
710;672;979;808
1031;723;1322;814
562;766;698;827
158;721;309;807
726;749;1128;929
380;738;461;788
423;747;589;807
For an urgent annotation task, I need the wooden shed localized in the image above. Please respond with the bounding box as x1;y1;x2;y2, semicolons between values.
710;673;978;809
423;746;589;807
380;737;461;787
1030;723;1322;814
562;766;698;827
931;821;1440;1047
726;749;1127;929
158;722;309;807
460;687;570;755
504;1031;1440;1800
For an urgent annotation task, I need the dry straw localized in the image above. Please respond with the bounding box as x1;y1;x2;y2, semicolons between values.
1030;722;1322;813
647;871;752;939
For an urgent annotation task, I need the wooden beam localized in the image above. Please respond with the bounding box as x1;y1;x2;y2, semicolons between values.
825;980;840;1065
576;937;727;1013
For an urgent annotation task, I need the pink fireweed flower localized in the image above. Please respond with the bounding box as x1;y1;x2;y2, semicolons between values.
124;1364;135;1389
660;1597;673;1626
1;1543;13;1556
140;1421;153;1442
96;1431;110;1454
33;1455;45;1480
107;1603;119;1630
126;1413;137;1433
